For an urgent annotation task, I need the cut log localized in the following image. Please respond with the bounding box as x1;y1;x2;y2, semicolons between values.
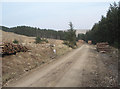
1;42;28;55
96;42;110;52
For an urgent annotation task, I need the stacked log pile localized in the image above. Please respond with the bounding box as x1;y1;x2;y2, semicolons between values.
96;42;110;53
78;40;84;44
0;42;28;55
88;40;92;45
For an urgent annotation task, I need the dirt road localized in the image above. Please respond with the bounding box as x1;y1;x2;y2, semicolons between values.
5;44;118;87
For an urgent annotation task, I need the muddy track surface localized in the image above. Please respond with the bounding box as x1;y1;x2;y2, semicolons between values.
5;44;118;87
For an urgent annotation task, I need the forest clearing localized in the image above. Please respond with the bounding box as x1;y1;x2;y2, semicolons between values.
0;1;120;88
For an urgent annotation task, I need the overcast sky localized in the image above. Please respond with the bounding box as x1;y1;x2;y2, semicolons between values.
1;0;119;30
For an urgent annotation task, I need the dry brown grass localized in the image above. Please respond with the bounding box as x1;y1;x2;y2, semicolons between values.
2;30;72;85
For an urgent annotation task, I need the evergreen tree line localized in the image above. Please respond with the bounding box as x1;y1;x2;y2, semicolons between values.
1;22;77;48
0;26;66;40
77;2;120;48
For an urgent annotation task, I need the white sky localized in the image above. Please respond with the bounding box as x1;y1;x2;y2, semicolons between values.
1;0;119;30
1;0;119;2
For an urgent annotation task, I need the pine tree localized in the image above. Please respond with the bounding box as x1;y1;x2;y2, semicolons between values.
65;22;76;48
84;2;119;48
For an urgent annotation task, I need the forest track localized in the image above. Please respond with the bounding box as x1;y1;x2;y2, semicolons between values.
5;44;118;87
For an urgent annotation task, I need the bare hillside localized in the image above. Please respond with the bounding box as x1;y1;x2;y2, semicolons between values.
2;30;72;86
2;30;35;44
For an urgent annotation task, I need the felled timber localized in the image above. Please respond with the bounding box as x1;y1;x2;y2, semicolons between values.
96;42;110;53
1;42;28;55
